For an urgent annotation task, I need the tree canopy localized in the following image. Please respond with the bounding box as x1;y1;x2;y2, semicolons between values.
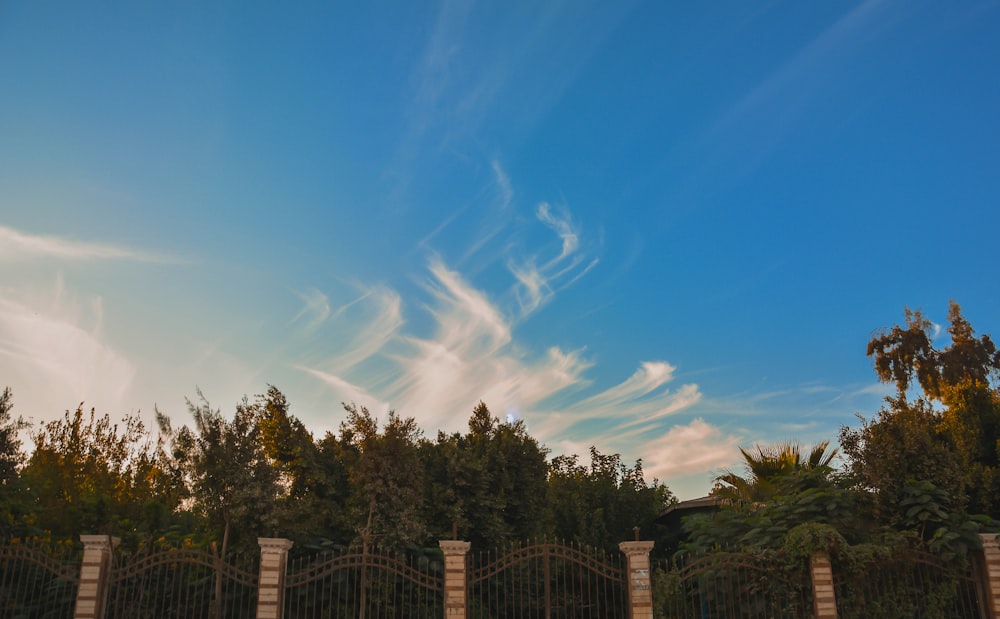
3;299;998;564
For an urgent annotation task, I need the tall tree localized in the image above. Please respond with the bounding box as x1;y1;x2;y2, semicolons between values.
840;396;967;524
867;301;1000;401
338;403;427;549
20;406;169;542
256;386;351;543
0;388;27;535
547;448;673;550
853;302;1000;515
420;402;551;549
0;388;25;488
158;391;280;555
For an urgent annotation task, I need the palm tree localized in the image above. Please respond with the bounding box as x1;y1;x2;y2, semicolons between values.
713;441;838;508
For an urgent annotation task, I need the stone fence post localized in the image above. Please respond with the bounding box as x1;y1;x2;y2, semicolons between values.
619;541;654;619
74;535;119;619
809;551;837;619
440;540;471;618
257;537;294;619
979;533;1000;618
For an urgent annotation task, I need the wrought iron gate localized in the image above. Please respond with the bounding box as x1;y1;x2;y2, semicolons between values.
655;551;813;618
107;545;258;618
0;539;80;618
468;541;627;618
282;545;443;618
835;549;983;618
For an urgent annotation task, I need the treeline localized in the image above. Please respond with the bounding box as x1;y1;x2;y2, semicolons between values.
1;301;998;563
685;301;1000;566
0;389;673;556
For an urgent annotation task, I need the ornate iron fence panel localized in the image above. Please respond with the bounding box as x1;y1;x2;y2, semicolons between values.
283;545;443;618
653;551;812;619
0;539;81;618
468;541;627;618
107;545;258;618
835;549;983;619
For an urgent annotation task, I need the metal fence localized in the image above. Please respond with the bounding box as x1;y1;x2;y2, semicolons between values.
1;535;993;619
107;545;258;618
835;549;983;619
0;539;81;618
468;541;627;618
283;545;443;618
653;551;813;619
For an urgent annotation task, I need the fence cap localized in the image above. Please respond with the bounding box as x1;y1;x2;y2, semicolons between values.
439;540;471;554
79;535;120;549
618;541;654;555
258;538;294;552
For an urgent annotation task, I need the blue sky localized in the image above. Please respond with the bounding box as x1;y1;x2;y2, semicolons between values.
1;1;998;499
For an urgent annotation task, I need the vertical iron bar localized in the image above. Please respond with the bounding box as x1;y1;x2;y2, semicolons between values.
543;547;551;619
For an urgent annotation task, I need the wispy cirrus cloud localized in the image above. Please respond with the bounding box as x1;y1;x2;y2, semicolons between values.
297;165;697;459
297;366;390;415
0;280;136;418
290;288;331;332
507;202;598;319
0;224;171;262
298;254;699;444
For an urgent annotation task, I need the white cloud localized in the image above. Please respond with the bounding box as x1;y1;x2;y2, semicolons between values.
298;250;700;443
492;159;513;210
509;260;548;315
290;288;331;331
0;224;168;262
327;286;404;374
425;259;511;353
536;202;579;260
505;202;594;320
298;366;389;415
0;284;135;419
642;418;743;480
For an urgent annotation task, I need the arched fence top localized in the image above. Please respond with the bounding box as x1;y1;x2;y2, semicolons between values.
0;541;81;584
469;540;624;585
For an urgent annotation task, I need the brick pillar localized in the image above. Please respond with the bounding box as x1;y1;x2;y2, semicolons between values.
619;541;654;619
74;534;119;619
810;551;838;619
257;537;293;619
440;540;471;618
979;533;1000;618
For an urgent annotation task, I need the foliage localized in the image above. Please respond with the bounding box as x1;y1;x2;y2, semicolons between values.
338;403;427;549
840;395;967;524
858;302;1000;515
0;388;25;488
256;386;352;545
686;465;864;553
18;405;171;543
713;440;838;509
423;402;551;549
548;447;674;551
157;390;280;555
782;522;847;559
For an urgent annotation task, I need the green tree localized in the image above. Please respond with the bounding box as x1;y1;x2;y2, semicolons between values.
420;402;551;549
0;388;25;487
256;386;352;545
157;391;280;555
338;403;427;549
19;406;170;542
712;441;838;508
0;388;27;535
547;447;674;551
686;442;862;553
851;301;1000;516
839;396;966;524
